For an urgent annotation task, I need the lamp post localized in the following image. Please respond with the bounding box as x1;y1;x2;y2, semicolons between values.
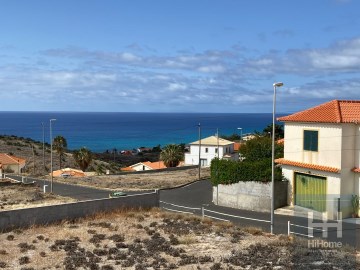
42;122;45;170
198;123;201;181
271;82;283;234
50;118;56;193
237;127;243;142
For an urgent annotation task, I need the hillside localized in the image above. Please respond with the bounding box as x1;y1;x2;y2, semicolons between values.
0;135;115;176
0;135;169;177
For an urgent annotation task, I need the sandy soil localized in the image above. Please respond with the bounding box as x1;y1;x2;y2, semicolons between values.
52;167;210;191
0;182;76;211
0;208;357;270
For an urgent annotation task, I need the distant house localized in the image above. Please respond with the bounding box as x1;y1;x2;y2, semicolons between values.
137;147;152;153
121;161;167;172
51;168;86;178
276;100;360;219
120;150;133;155
184;136;238;166
0;153;26;174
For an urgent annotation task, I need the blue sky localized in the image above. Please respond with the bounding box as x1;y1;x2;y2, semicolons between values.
0;0;359;113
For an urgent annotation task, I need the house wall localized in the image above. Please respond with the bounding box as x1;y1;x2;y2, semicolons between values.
131;164;150;171
4;164;25;174
284;123;342;168
184;144;234;166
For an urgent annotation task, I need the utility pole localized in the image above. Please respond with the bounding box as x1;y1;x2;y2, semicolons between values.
32;144;35;175
42;122;45;172
50;119;56;193
198;123;201;181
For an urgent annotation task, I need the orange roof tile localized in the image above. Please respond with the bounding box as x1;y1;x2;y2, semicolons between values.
51;168;86;177
0;153;26;165
278;100;360;124
277;138;284;144
145;161;167;170
352;168;360;173
234;142;241;151
275;158;340;173
121;166;135;172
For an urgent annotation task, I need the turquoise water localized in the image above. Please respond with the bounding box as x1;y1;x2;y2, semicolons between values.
0;112;281;152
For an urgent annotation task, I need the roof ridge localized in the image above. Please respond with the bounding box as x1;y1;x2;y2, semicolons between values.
334;100;342;123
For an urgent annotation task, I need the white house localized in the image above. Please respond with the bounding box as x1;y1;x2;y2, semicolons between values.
184;135;238;166
276;100;360;219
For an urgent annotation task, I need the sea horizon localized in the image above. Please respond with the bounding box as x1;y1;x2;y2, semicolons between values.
0;112;284;153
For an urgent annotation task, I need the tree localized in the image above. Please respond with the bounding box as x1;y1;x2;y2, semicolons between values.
239;136;283;162
53;135;67;169
73;147;93;171
160;144;184;167
220;133;241;141
263;123;284;139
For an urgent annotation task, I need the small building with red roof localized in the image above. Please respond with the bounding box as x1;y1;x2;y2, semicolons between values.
0;153;26;174
276;100;360;218
121;161;168;172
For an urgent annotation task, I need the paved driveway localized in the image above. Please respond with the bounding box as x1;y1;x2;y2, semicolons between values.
160;180;360;248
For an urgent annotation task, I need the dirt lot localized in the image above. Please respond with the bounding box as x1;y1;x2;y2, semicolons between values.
0;208;357;270
53;167;210;191
0;182;76;211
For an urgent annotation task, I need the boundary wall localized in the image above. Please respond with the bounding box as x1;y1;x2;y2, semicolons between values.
0;191;158;231
213;181;288;212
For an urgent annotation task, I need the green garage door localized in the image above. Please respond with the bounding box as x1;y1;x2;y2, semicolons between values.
295;173;326;212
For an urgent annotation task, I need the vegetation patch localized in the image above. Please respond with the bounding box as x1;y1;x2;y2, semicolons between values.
0;208;357;269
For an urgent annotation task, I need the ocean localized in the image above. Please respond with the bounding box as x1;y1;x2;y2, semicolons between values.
0;112;281;153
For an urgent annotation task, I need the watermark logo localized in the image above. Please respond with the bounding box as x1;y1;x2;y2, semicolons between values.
307;211;342;238
307;211;342;249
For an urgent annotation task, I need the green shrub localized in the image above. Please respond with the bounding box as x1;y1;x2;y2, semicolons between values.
210;158;283;186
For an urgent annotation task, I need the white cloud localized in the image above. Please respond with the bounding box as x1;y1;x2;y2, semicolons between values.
168;83;187;91
197;65;226;73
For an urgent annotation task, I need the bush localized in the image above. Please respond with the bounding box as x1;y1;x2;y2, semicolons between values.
210;158;283;186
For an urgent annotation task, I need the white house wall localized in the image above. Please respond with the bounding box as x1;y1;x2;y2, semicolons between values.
184;144;235;166
284;123;342;168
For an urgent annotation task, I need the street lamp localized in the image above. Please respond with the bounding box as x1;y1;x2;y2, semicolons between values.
237;127;243;142
50;118;56;193
271;82;283;234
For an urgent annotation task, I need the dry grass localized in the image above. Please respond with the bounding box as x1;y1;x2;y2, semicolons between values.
53;167;211;191
0;184;76;211
0;208;358;270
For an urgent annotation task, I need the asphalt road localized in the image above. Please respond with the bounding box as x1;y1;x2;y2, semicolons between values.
8;175;150;200
159;180;360;249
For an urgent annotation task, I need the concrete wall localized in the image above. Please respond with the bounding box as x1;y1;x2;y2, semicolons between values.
213;181;288;212
0;192;159;231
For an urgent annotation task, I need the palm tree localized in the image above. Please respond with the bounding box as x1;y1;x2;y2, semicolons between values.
160;144;184;167
73;147;93;171
53;135;68;169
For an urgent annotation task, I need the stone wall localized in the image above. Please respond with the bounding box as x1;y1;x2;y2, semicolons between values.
0;191;159;231
213;181;288;212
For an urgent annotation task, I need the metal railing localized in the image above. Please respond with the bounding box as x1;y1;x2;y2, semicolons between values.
287;221;326;238
160;200;270;225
